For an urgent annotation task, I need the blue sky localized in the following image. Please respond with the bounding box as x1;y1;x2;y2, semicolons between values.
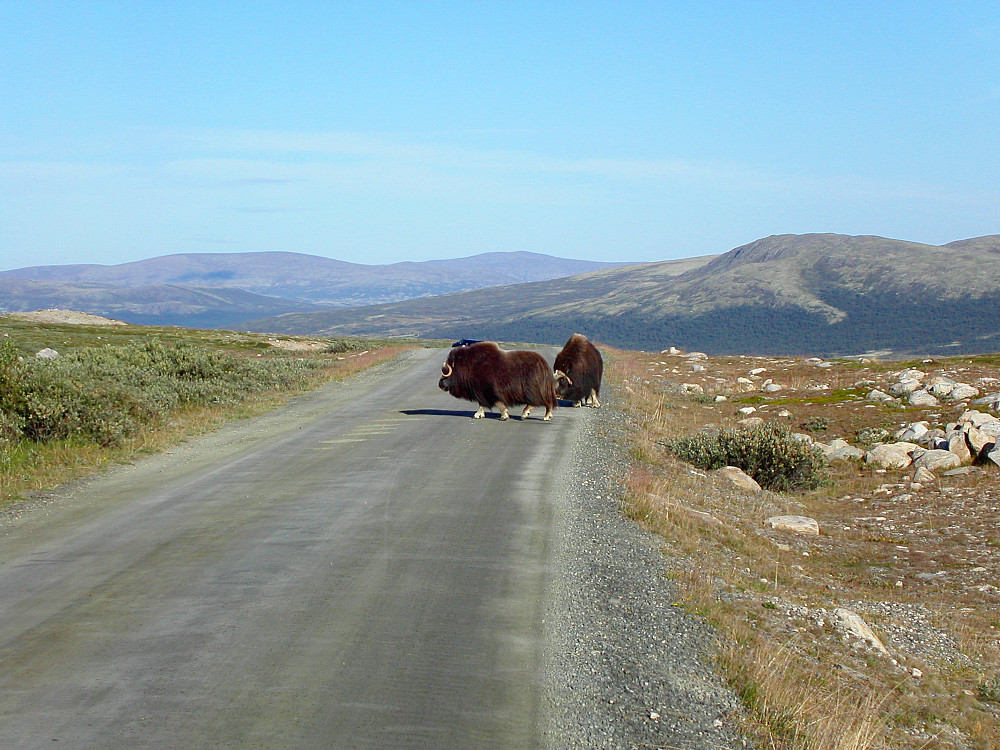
2;1;999;270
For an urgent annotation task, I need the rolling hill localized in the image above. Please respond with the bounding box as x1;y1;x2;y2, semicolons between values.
1;251;625;308
239;234;1000;357
0;279;327;330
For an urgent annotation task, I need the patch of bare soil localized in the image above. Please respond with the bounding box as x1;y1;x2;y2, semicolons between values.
611;348;1000;749
2;309;128;326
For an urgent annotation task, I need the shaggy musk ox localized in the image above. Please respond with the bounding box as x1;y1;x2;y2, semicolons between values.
438;342;557;420
553;333;603;407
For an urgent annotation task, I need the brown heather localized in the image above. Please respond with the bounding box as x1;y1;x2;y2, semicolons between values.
608;347;1000;750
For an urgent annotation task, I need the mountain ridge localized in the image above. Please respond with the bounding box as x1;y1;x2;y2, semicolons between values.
239;233;1000;357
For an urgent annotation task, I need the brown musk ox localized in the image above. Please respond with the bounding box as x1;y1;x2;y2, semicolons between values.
553;333;603;407
438;341;557;421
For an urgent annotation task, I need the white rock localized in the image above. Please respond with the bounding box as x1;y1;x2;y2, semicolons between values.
686;352;708;360
713;466;762;491
35;348;59;359
738;406;757;415
682;383;704;394
834;609;888;654
691;363;705;372
911;466;936;484
867;389;894;403
735;377;756;392
948;383;979;401
908;390;939;407
766;515;820;535
762;383;783;393
947;433;972;464
749;367;767;376
890;379;922;396
911;449;962;472
865;442;919;469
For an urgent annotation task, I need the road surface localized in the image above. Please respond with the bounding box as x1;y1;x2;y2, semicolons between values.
0;348;586;749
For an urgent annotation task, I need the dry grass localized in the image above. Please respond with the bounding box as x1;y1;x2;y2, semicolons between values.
608;347;1000;749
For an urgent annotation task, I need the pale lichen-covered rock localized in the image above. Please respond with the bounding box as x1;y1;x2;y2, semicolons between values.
912;449;962;472
965;426;996;456
762;383;783;393
911;466;936;484
713;466;762;491
35;348;59;359
834;609;889;655
865;442;920;469
867;389;894;403
890;379;922;396
946;432;972;464
908;390;939;407
828;444;865;461
766;515;820;535
948;383;979;401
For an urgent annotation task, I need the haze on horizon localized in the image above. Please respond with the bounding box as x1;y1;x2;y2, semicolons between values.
3;2;999;273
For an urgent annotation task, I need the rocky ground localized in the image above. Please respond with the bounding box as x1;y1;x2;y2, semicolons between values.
543;396;754;749
614;347;1000;749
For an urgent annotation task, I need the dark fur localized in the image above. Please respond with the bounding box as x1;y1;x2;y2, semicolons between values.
553;333;603;406
439;341;556;419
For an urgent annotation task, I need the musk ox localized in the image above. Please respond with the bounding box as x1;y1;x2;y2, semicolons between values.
553;333;603;407
438;341;557;421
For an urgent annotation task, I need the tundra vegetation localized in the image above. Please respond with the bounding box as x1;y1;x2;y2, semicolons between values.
0;317;421;509
611;347;1000;749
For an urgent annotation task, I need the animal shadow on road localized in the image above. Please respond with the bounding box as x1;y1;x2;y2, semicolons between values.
400;409;547;420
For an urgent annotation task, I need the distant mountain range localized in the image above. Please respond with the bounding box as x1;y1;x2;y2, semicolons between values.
240;234;1000;358
0;251;625;328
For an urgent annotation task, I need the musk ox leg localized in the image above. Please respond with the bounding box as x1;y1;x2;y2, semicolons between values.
542;407;553;421
521;405;532;420
473;405;486;419
589;390;602;408
496;402;510;421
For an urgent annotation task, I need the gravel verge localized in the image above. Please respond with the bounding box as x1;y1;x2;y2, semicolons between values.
542;394;754;749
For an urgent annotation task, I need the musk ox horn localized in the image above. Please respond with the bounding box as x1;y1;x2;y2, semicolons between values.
441;362;453;377
554;369;572;385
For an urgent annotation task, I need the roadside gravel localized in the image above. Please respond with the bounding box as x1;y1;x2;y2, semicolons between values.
543;393;754;749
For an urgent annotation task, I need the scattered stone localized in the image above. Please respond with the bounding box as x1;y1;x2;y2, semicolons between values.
911;449;962;473
834;608;889;655
762;383;783;393
865;442;920;469
748;367;767;376
713;466;762;491
735;377;756;392
35;348;59;359
766;515;820;535
911;466;936;484
949;383;980;401
867;389;894;403
682;383;704;394
942;466;972;476
737;406;757;415
908;390;939;407
686;352;708;360
946;432;972;464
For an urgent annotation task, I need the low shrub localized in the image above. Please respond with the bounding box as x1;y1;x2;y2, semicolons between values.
666;422;826;491
0;338;325;447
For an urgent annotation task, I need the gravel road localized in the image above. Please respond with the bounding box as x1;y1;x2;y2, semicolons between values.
1;348;752;749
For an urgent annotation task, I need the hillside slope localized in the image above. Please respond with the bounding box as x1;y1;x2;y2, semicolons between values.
0;279;326;329
1;251;626;307
241;234;1000;357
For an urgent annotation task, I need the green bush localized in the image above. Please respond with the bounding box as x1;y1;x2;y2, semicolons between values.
0;338;325;447
666;422;826;491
